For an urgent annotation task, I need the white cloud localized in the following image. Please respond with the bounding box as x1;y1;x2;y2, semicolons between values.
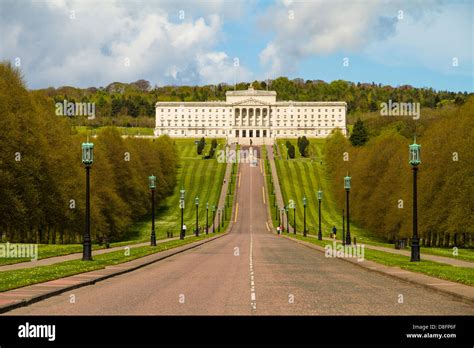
0;0;249;88
257;0;462;77
363;2;473;76
196;51;252;85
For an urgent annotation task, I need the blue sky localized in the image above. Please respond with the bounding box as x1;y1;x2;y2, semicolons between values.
0;0;472;91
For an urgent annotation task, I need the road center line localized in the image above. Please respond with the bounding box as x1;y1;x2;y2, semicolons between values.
262;186;266;204
249;231;257;312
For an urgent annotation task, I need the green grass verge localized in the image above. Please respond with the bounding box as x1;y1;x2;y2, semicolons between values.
0;233;224;292
0;240;149;266
286;233;474;286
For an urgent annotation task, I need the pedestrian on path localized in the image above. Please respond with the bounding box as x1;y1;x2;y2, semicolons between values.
332;226;337;240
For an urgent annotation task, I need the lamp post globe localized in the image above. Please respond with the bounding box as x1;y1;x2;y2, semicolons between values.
81;142;94;166
409;137;421;262
149;175;156;189
344;174;351;245
317;190;323;240
81;142;94;261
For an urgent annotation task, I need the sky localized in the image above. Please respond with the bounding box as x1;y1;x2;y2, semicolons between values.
0;0;472;91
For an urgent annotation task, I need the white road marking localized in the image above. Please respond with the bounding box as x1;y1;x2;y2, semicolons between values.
249;232;257;312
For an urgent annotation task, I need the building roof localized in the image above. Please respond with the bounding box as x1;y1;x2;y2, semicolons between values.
225;84;276;97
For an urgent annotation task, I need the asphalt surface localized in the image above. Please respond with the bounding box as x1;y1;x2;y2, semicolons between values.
7;147;474;315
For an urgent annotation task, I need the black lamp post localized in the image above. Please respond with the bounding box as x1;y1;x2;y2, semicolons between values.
285;205;289;233
195;196;199;236
218;209;221;232
180;188;185;240
277;205;281;228
206;202;209;234
344;174;351;245
275;199;278;220
289;200;296;234
409;137;421;262
303;197;307;237
81;141;94;261
221;207;224;228
342;209;345;246
317;190;323;240
149;175;157;246
212;204;216;233
293;205;296;235
281;208;285;231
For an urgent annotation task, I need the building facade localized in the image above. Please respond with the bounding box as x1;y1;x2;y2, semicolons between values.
155;85;347;145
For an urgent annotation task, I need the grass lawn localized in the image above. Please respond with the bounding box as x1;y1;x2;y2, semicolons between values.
0;233;223;292
152;138;227;237
274;138;474;262
74;126;154;136
0;239;151;267
287;233;474;286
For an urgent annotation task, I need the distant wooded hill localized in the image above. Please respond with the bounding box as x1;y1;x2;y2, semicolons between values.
34;77;471;128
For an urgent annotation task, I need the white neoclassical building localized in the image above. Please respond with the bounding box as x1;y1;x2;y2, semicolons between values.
155;85;347;145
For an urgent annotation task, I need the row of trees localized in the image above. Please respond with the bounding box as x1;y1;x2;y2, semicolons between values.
324;97;474;247
0;63;178;244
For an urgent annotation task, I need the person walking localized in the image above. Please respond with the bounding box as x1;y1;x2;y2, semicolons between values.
332;226;337;240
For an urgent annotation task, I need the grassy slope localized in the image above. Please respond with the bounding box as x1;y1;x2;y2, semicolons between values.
153;138;226;236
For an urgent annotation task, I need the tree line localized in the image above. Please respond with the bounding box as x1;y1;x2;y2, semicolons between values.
0;63;178;244
324;98;474;247
37;77;471;128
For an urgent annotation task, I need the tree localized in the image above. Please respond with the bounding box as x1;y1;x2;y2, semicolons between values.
208;139;218;158
297;136;310;157
287;143;296;159
197;137;206;155
350;118;369;146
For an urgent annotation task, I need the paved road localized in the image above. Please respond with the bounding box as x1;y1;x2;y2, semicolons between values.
8;147;474;315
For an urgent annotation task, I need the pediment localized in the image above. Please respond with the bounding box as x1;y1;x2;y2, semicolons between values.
232;98;271;106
